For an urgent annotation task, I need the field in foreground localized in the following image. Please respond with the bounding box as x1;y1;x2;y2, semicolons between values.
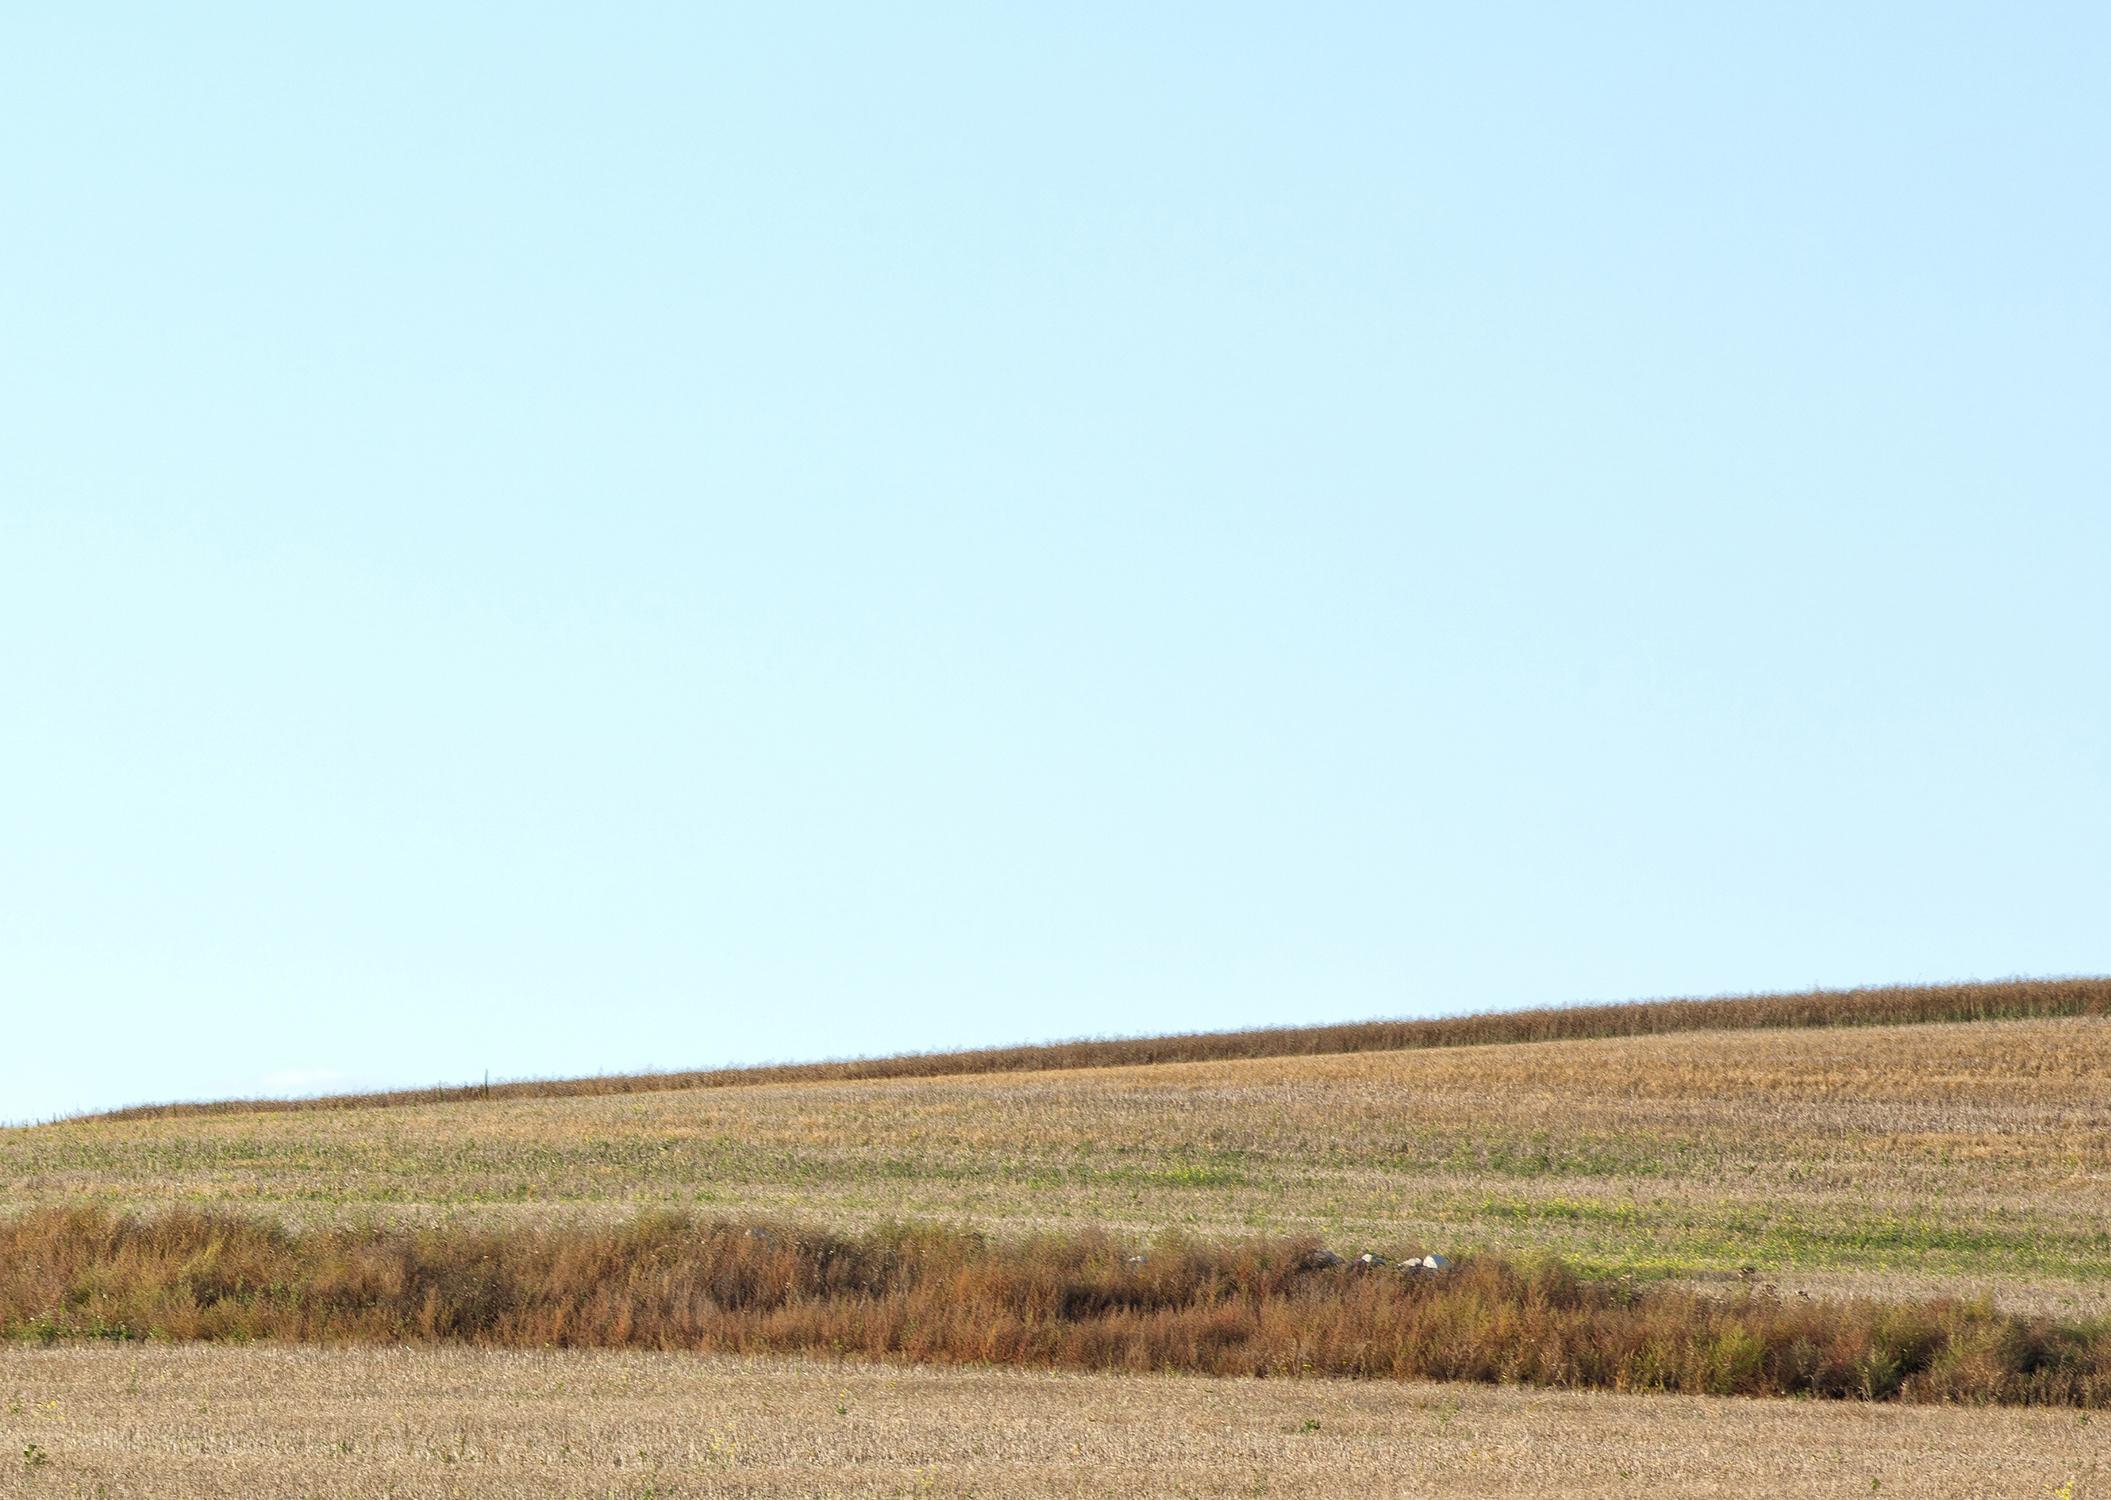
3;1344;2104;1500
11;1014;2111;1312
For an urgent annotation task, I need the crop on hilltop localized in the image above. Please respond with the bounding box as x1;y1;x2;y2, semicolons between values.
78;976;2111;1122
6;1207;2109;1407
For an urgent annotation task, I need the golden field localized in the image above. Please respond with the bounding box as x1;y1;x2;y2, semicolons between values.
3;1343;2104;1500
9;1000;2111;1492
9;1016;2110;1312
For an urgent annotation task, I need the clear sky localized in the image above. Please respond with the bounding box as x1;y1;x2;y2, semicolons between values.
3;5;2105;1122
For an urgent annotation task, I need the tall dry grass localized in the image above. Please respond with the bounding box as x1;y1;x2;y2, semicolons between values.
6;1208;2107;1406
78;975;2111;1123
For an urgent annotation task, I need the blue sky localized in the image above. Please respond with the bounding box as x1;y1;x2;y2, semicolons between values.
3;5;2105;1121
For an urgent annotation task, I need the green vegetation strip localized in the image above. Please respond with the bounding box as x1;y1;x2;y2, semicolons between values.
6;1209;2107;1406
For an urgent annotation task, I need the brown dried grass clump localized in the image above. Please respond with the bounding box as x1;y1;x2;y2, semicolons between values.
77;975;2111;1123
6;1208;2106;1406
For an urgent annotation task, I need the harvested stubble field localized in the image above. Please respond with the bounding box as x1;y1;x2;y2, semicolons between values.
10;1001;2111;1314
2;1344;2103;1500
10;982;2111;1494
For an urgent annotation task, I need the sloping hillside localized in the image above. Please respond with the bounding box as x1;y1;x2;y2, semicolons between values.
12;1004;2110;1314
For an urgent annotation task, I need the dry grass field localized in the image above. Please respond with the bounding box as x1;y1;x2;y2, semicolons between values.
9;995;2111;1491
3;1343;2104;1499
10;1014;2110;1314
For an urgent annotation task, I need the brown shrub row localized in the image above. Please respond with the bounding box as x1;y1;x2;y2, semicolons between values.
5;1208;2107;1405
78;976;2111;1123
